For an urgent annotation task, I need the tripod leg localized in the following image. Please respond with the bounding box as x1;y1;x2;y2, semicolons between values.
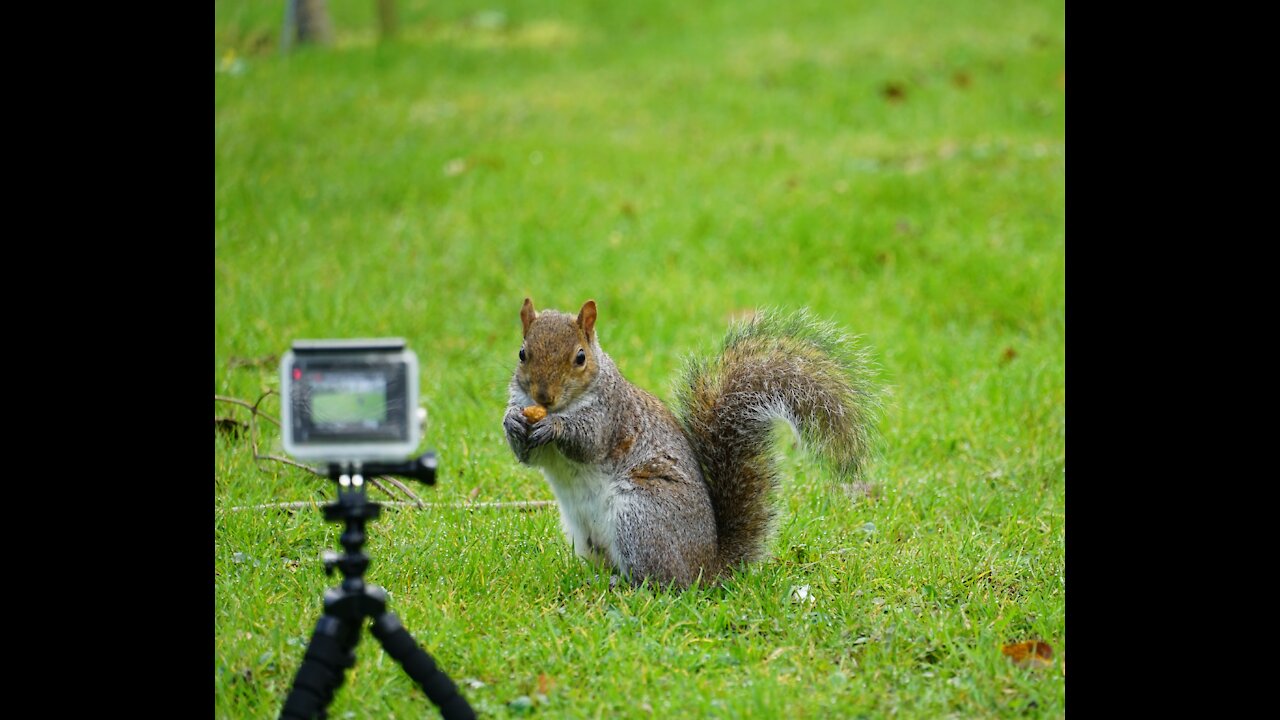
370;612;476;720
279;616;358;720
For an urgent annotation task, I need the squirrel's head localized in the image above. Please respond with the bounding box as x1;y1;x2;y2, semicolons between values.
515;298;600;411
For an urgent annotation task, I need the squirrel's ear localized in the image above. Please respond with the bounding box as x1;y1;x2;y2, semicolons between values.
577;300;597;344
521;297;537;338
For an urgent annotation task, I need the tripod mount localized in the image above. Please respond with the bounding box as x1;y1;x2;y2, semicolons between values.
279;452;475;720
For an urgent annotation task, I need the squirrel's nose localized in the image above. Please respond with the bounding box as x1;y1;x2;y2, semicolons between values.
533;387;554;407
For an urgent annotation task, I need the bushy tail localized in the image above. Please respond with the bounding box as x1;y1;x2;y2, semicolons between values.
674;309;882;573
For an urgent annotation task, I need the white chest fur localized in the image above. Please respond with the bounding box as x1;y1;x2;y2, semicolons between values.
531;446;619;566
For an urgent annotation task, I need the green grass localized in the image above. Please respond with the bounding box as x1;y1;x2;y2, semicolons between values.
215;0;1064;717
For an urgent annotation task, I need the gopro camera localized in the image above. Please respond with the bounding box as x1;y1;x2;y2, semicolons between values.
280;338;422;462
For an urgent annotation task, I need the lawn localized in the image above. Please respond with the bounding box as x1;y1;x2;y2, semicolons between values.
215;0;1065;717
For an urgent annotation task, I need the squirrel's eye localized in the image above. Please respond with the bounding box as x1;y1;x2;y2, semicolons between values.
519;348;527;362
575;349;586;366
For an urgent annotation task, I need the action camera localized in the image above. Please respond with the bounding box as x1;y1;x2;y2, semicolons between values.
279;338;422;462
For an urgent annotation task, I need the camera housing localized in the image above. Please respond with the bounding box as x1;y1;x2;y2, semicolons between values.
280;338;421;462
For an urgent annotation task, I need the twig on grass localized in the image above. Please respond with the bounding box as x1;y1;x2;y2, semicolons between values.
214;394;281;427
258;453;323;475
368;476;424;506
378;475;426;507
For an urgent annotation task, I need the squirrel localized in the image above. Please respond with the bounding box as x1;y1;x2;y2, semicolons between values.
503;298;880;589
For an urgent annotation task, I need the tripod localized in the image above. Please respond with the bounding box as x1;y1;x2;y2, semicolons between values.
279;453;475;720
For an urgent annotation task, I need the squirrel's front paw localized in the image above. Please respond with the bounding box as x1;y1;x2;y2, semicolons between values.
527;416;562;450
502;408;532;463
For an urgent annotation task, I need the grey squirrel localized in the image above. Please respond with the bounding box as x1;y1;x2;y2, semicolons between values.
503;298;880;588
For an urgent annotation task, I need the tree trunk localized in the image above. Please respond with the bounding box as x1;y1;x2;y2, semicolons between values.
377;0;399;41
282;0;334;52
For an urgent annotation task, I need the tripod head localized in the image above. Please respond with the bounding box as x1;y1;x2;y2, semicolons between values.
324;451;438;487
318;450;439;579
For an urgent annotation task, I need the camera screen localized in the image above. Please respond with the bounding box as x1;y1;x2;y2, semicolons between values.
310;372;388;428
291;364;408;442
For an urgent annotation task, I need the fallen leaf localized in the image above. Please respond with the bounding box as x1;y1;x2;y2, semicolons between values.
469;154;505;170
537;673;555;695
1001;347;1018;363
1001;640;1053;668
881;82;907;103
215;417;248;437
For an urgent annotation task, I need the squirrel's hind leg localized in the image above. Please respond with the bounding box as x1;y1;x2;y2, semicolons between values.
610;479;718;589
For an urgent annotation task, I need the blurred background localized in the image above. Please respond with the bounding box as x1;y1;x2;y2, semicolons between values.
215;0;1064;461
